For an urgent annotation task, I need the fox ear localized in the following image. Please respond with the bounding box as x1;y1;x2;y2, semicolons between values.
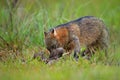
44;32;47;37
52;29;57;36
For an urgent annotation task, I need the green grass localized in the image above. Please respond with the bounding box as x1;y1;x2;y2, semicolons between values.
0;0;120;80
0;58;120;80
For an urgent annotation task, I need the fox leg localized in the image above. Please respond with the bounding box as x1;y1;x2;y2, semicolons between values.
71;36;81;60
81;47;95;59
81;39;108;59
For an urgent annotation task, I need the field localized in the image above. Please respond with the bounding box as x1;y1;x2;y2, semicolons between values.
0;0;120;80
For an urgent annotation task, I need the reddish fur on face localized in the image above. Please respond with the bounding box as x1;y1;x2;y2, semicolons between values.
54;27;69;46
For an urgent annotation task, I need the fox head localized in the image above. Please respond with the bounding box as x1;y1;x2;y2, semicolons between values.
44;27;69;52
44;29;60;52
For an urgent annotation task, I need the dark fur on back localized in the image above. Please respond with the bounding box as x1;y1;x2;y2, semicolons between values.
50;16;94;31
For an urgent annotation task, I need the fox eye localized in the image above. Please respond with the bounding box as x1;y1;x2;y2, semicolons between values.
51;45;56;49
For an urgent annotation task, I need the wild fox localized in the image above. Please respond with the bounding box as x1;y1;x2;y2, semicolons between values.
44;16;109;60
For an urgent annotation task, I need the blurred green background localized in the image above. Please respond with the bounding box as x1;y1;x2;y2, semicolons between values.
0;0;120;80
